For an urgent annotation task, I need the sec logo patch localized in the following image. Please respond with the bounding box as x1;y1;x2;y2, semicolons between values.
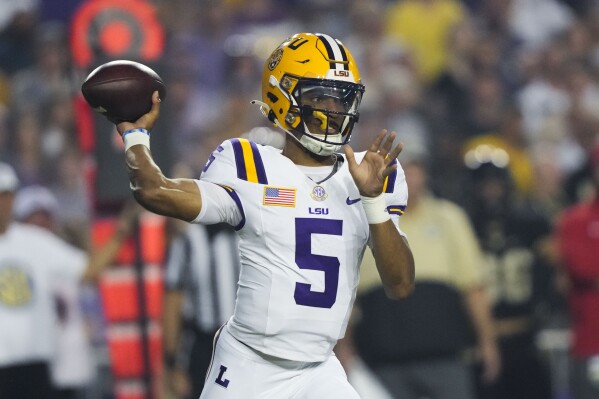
310;185;328;201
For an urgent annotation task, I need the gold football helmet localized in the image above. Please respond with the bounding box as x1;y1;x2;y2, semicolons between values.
253;33;364;155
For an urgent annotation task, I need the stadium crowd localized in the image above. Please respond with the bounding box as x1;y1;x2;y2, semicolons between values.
1;0;599;398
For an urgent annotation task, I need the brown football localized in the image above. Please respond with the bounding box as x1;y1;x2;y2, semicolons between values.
81;60;166;123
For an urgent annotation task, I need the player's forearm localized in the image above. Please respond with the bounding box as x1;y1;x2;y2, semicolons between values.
126;145;167;205
463;286;496;346
464;286;501;381
82;226;130;282
125;145;202;221
162;291;184;361
370;221;415;299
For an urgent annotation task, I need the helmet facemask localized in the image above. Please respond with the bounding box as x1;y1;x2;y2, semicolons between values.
285;78;364;155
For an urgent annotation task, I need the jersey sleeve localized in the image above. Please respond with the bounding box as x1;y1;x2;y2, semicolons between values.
382;158;408;220
193;139;263;229
352;152;408;221
353;152;408;241
193;181;243;228
199;140;240;188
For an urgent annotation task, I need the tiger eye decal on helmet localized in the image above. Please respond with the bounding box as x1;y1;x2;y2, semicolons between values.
267;48;283;71
254;33;364;156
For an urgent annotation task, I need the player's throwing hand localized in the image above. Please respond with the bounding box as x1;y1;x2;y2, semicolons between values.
116;91;161;135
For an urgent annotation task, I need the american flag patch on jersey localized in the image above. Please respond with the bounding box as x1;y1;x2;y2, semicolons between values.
263;186;296;207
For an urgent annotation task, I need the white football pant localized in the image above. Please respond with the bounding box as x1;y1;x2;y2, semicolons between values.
199;325;361;399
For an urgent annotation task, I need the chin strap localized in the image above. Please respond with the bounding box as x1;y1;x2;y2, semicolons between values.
299;134;340;155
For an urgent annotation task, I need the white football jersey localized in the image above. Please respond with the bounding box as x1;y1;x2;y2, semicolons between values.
197;138;407;362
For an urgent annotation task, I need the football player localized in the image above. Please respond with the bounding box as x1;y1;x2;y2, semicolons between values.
114;33;415;398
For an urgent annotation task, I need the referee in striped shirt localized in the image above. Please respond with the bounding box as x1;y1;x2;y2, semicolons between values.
162;222;240;399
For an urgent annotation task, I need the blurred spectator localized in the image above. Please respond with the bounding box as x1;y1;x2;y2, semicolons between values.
463;107;535;197
586;6;599;70
48;148;92;249
385;0;466;83
563;124;599;205
11;109;45;185
0;164;74;399
0;0;38;73
10;21;74;114
0;164;138;399
348;157;500;399
470;33;522;95
159;1;235;163
555;141;599;399
507;0;574;51
462;148;555;399
14;185;140;399
343;0;423;152
40;90;76;163
465;72;507;137
529;139;568;220
13;185;95;399
516;40;571;143
379;66;429;160
427;19;476;137
565;23;594;66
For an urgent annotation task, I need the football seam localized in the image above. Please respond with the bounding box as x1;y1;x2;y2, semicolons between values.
83;77;163;89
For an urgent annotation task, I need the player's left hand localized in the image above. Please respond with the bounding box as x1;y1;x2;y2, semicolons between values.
344;130;402;197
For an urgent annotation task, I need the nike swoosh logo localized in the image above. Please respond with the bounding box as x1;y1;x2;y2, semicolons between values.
346;197;361;205
295;59;310;64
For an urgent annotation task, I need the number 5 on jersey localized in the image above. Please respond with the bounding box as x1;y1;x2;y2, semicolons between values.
294;218;342;309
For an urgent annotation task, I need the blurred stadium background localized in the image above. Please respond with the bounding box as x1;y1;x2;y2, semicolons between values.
1;0;598;398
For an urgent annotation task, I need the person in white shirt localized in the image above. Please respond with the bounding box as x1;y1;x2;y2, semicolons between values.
13;185;96;399
108;32;415;399
0;162;137;399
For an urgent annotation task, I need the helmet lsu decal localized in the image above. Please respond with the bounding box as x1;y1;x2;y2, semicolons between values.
252;33;364;156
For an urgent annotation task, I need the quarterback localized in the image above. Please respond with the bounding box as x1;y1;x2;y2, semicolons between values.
115;33;415;398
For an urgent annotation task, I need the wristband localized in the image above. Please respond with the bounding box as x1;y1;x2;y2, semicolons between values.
122;128;150;151
361;192;390;224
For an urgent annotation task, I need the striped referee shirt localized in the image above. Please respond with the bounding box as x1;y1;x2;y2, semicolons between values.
164;223;240;333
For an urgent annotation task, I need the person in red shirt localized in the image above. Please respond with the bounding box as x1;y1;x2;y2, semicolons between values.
556;141;599;399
